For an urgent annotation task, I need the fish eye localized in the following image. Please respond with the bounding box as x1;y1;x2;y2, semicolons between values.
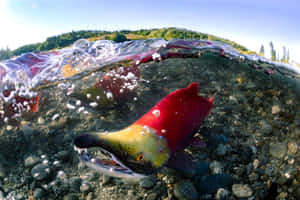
136;153;144;161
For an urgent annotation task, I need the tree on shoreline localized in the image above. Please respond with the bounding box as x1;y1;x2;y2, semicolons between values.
269;41;276;61
0;47;12;61
259;45;265;56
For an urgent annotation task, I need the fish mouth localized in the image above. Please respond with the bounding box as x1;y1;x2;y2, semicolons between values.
74;133;155;179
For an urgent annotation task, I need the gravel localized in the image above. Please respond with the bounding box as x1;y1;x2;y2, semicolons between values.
0;55;299;199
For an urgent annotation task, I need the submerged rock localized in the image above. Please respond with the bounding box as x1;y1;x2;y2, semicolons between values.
139;175;157;189
174;181;199;200
31;163;51;181
68;177;82;193
271;105;281;114
0;163;6;178
209;161;224;174
24;155;40;168
22;124;34;137
196;174;233;194
269;143;287;159
215;188;230;200
54;150;71;162
33;188;45;199
195;161;210;176
260;120;272;135
232;184;253;198
216;144;227;156
287;142;298;154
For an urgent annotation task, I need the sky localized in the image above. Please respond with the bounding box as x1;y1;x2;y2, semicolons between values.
0;0;299;62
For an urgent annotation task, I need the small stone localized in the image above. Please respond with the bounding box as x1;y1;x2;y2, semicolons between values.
33;188;45;199
49;116;68;129
215;188;230;200
86;172;99;182
174;181;199;200
0;163;6;178
63;193;78;200
248;173;259;182
55;150;70;162
139;175;157;189
195;161;210;176
6;125;14;131
86;192;94;200
146;193;158;200
15;193;25;200
269;143;287;159
261;120;272;135
22;124;34;136
209;161;223;174
265;165;275;176
276;192;288;200
24;156;40;168
277;174;288;185
246;82;255;89
37;117;45;124
253;159;259;169
216;144;227;156
272;105;281;114
0;190;4;199
80;183;91;194
239;145;253;163
196;174;233;194
232;184;253;198
49;179;69;196
127;190;135;196
101;174;111;185
288;142;298;154
162;175;175;184
69;177;82;192
31;163;51;181
293;184;300;198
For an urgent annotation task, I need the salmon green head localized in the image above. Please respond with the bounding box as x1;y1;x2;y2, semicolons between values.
74;124;170;177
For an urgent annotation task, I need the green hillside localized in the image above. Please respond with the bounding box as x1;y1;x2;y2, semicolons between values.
1;27;251;60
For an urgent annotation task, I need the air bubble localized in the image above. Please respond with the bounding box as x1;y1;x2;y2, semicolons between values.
106;92;113;99
89;102;98;107
77;106;85;113
152;53;161;60
43;160;49;164
66;103;76;110
152;109;160;117
76;100;81;106
51;113;60;121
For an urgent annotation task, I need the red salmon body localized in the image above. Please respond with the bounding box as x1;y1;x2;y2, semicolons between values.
135;83;213;152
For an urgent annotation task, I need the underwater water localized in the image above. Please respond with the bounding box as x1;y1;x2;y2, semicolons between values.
0;39;299;199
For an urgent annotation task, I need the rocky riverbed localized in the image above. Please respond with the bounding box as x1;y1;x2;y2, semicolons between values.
0;56;299;200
